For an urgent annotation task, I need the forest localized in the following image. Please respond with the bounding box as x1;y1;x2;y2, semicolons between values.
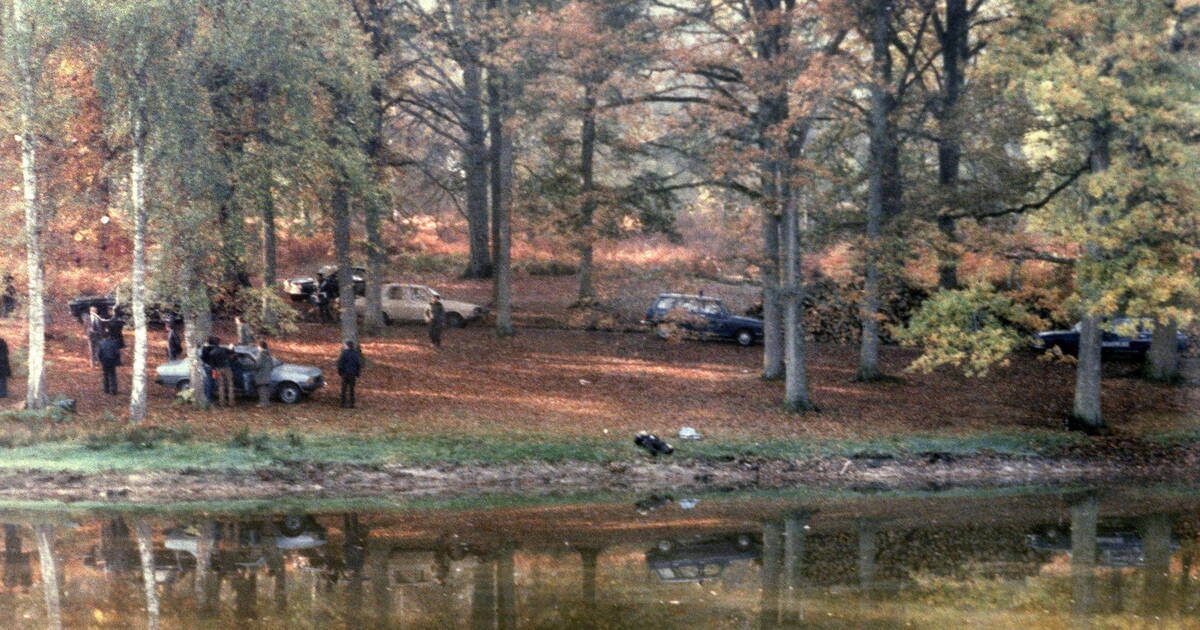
0;0;1196;437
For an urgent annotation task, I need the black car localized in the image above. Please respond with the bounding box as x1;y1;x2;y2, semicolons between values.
282;265;367;302
1027;525;1179;568
1031;317;1188;360
645;534;760;583
643;293;763;346
67;294;180;327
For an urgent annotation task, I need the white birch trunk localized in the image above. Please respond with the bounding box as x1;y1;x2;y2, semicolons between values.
11;0;48;409
1072;314;1103;428
133;519;160;630
782;177;814;411
129;70;150;423
33;524;62;630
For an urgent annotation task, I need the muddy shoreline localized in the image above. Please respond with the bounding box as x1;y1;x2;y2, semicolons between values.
0;451;1196;504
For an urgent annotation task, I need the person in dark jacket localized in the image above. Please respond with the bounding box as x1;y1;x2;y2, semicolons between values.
0;338;9;398
199;337;218;403
85;306;109;367
98;336;122;395
336;340;362;408
429;295;446;348
107;317;126;350
166;323;183;361
1;275;16;318
315;273;336;324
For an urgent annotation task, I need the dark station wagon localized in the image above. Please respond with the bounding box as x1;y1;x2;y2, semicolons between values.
1031;317;1188;361
643;293;764;346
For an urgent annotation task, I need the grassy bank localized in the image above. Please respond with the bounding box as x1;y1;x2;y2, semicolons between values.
0;426;1101;474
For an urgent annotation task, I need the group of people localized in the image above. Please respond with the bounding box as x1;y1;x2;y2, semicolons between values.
197;329;274;408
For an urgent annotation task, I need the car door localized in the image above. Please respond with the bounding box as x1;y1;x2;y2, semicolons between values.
399;286;427;322
381;285;405;321
697;299;726;337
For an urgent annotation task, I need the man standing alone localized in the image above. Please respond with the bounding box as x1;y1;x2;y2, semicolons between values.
336;340;362;409
166;322;183;360
0;337;9;398
428;295;445;348
254;340;274;408
98;335;122;395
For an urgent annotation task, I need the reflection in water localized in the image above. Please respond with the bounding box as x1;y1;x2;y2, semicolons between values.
2;489;1200;628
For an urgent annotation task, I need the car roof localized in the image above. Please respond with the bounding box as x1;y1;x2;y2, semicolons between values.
656;293;720;301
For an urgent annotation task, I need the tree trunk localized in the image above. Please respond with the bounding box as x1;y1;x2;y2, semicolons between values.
493;112;515;337
462;48;491;279
133;519;160;630
1147;319;1180;382
576;83;598;303
1072;123;1111;431
11;0;48;410
935;0;966;290
856;0;895;382
470;554;496;630
129;77;149;423
759;520;784;630
33;524;61;630
363;80;388;333
761;186;784;381
782;512;808;624
782;175;814;411
1070;494;1099;617
497;546;516;630
260;169;279;330
333;180;358;345
185;303;211;407
1072;314;1103;428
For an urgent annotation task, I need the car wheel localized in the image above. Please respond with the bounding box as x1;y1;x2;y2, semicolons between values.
447;312;466;328
175;379;190;392
276;382;302;405
280;514;307;537
735;329;754;347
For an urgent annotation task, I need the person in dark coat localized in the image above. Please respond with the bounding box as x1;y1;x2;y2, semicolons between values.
1;275;16;318
315;273;337;324
85;306;109;367
166;323;183;361
428;295;446;348
0;338;9;398
107;317;126;350
207;339;233;407
336;340;362;408
98;335;122;395
199;337;218;402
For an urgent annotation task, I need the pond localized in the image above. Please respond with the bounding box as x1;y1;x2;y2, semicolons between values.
1;485;1198;629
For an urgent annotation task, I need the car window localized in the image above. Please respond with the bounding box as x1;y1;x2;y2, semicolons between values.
654;297;675;311
679;299;700;313
702;564;722;577
698;300;722;315
410;288;426;301
387;286;404;300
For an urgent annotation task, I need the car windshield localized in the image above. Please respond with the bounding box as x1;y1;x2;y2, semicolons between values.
654;297;675;310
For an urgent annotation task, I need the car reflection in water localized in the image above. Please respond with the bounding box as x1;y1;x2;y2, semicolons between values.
646;533;760;583
1027;525;1180;568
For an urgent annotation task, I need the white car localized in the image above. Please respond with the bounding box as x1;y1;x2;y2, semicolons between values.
355;283;486;327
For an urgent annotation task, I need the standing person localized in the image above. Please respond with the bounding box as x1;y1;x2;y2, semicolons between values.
199;337;218;403
1;275;15;318
85;306;109;367
336;340;362;409
98;335;122;395
165;322;183;361
107;316;126;350
0;338;9;398
235;316;254;346
201;336;232;407
316;273;337;324
254;340;274;408
428;295;446;348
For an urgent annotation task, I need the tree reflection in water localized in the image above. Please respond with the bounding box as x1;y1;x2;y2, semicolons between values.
3;488;1199;629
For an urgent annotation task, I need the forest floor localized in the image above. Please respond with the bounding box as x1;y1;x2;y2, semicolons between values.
0;274;1197;501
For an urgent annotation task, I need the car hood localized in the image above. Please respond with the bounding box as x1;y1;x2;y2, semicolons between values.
442;298;483;313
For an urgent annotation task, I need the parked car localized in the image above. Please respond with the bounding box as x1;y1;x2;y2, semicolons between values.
1031;317;1188;360
282;265;367;302
1027;525;1179;568
642;293;763;346
67;294;181;326
645;534;760;583
153;345;324;404
354;282;486;327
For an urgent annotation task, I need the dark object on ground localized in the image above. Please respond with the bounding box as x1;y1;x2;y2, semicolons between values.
642;293;763;346
51;398;76;413
634;431;674;456
282;265;366;302
1032;317;1189;361
645;534;760;583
